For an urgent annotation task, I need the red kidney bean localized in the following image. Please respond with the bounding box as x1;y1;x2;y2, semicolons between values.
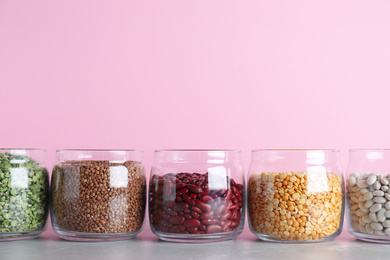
162;213;170;220
236;193;242;203
198;224;206;231
169;225;186;233
210;193;218;199
222;221;232;232
199;188;211;196
182;194;195;206
156;185;164;195
176;183;186;190
189;192;197;199
169;216;185;225
164;182;172;196
152;216;162;223
215;204;227;216
223;190;233;201
195;200;212;212
188;184;203;193
200;195;213;202
176;188;189;196
206;225;222;234
183;219;201;227
200;211;214;220
230;221;238;228
163;207;178;217
186;226;198;232
191;206;203;214
191;211;200;219
173;203;189;212
218;190;227;196
219;211;232;220
231;186;240;197
228;202;239;210
159;226;170;233
230;210;241;221
150;172;244;235
201;219;219;225
165;202;176;207
160;220;173;228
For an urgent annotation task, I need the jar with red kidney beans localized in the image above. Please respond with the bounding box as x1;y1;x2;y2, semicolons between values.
149;150;245;242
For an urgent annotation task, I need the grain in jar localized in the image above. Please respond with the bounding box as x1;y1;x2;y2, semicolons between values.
50;150;146;241
248;149;344;242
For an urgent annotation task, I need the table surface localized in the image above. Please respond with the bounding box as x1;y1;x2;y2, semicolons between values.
1;227;390;260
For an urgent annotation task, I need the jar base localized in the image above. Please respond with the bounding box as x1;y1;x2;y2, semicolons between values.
349;230;390;244
53;228;141;242
0;230;42;241
251;232;340;243
153;230;242;243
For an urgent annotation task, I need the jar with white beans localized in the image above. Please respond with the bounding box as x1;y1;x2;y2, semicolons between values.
346;149;390;243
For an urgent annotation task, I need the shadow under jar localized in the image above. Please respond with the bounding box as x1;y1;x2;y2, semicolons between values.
0;149;49;241
149;150;245;243
346;149;390;243
248;149;344;243
51;150;146;241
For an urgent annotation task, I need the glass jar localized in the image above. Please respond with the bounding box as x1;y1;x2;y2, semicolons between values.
0;149;49;241
248;149;344;243
346;149;390;243
149;150;245;242
51;149;146;241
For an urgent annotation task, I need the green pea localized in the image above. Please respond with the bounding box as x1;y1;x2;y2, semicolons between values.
0;153;48;233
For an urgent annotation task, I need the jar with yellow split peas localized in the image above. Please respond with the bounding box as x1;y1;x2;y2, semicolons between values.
248;149;344;243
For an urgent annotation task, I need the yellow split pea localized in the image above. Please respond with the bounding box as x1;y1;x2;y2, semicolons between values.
248;172;343;241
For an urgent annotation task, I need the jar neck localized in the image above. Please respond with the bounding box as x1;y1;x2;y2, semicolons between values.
251;149;340;165
349;149;390;162
56;149;143;162
153;150;241;163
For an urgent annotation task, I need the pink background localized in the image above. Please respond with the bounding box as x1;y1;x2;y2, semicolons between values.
1;1;390;240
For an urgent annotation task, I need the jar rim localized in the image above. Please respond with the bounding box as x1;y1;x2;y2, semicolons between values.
0;148;46;151
155;149;241;153
349;149;390;152
252;149;339;152
56;149;143;152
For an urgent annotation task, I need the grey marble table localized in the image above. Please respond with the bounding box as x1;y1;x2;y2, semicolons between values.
0;228;389;260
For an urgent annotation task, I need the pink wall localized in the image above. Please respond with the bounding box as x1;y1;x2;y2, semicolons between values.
1;1;390;239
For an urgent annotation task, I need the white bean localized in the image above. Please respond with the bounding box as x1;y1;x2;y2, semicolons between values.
367;175;377;186
357;180;369;188
369;212;378;222
363;192;373;201
374;197;387;204
370;203;382;213
382;220;390;228
371;222;384;231
373;190;385;197
377;208;387;222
